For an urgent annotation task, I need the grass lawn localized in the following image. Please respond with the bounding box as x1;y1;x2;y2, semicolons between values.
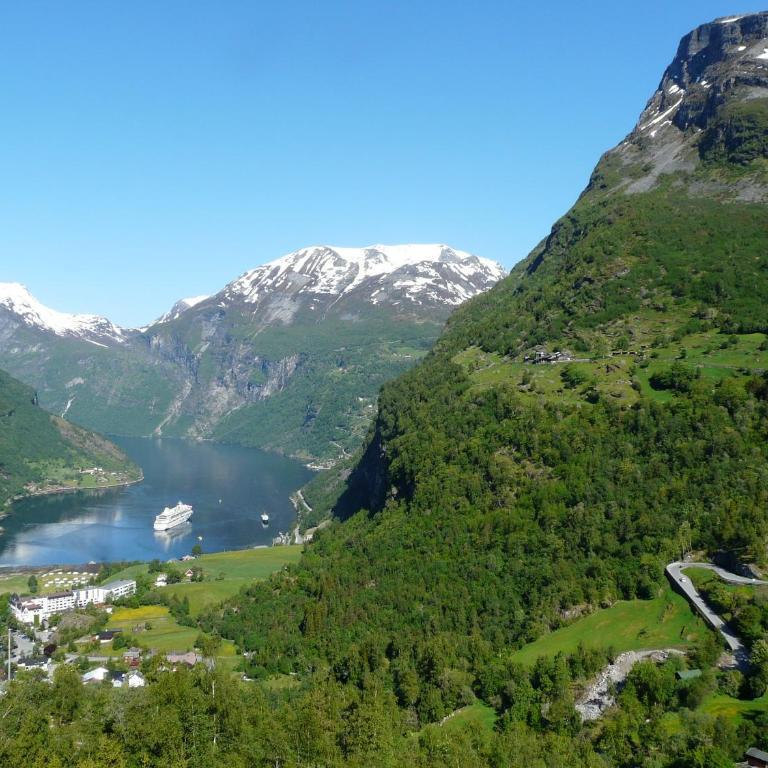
439;702;497;735
0;573;31;595
699;693;768;722
510;588;700;666
165;546;303;616
106;546;303;616
104;605;200;653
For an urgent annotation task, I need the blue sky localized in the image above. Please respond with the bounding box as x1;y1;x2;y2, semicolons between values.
0;1;761;326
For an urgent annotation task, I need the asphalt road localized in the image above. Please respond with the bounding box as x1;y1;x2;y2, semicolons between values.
666;561;768;665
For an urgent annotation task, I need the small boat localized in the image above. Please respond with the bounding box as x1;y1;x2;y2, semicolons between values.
260;513;269;524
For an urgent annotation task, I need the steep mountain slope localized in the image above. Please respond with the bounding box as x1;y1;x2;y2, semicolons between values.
0;245;504;463
200;11;768;745
0;367;140;509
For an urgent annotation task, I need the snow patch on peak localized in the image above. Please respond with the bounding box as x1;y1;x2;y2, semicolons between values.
226;244;505;308
0;282;124;342
154;294;210;325
182;295;209;308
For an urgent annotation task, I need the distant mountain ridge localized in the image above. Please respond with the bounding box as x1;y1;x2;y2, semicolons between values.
222;243;503;311
0;282;125;345
153;295;209;325
0;244;505;463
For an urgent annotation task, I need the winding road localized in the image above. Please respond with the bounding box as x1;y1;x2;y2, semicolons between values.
665;561;768;666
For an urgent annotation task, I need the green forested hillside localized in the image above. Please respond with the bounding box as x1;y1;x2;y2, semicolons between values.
0;368;140;508
194;15;768;767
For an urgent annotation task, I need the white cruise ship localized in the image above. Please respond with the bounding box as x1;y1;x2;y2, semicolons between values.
154;501;193;531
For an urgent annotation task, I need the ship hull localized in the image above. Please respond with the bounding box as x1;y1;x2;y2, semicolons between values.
153;507;193;531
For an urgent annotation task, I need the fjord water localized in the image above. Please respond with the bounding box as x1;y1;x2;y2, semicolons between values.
0;437;314;566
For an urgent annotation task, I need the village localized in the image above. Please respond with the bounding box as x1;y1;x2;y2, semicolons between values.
0;550;251;692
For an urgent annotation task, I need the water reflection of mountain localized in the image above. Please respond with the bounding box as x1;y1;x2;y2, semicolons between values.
12;487;127;526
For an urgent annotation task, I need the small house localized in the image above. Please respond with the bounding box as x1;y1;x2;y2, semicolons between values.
154;573;168;588
675;669;702;681
123;648;142;666
746;747;768;768
81;666;110;684
17;656;49;671
95;629;122;644
165;651;201;668
126;670;146;688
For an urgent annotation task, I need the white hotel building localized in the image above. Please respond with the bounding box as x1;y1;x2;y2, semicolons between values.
9;579;137;625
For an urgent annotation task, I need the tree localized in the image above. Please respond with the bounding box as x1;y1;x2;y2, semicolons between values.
196;632;222;658
27;575;38;594
191;543;203;557
51;664;83;725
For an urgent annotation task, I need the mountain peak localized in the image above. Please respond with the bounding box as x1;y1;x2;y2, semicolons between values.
635;11;768;136
154;295;210;325
224;243;506;312
0;282;124;344
595;11;768;197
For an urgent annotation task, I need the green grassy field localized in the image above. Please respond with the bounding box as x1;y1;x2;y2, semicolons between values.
0;573;31;595
510;588;700;666
453;329;768;410
103;604;236;657
107;546;303;616
698;693;768;721
438;702;497;734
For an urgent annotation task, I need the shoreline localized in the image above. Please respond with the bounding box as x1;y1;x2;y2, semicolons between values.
2;471;144;514
0;541;302;576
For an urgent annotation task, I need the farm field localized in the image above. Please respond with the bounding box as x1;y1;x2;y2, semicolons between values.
510;588;700;666
102;604;236;657
0;572;30;595
453;330;768;410
107;546;303;616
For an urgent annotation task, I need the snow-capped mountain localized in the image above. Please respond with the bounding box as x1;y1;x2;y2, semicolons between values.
154;295;209;325
0;282;124;345
0;243;507;464
222;244;505;311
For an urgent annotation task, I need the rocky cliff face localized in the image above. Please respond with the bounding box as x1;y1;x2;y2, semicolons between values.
593;12;768;198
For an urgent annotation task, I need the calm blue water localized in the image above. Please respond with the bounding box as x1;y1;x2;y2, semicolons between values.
0;437;314;566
